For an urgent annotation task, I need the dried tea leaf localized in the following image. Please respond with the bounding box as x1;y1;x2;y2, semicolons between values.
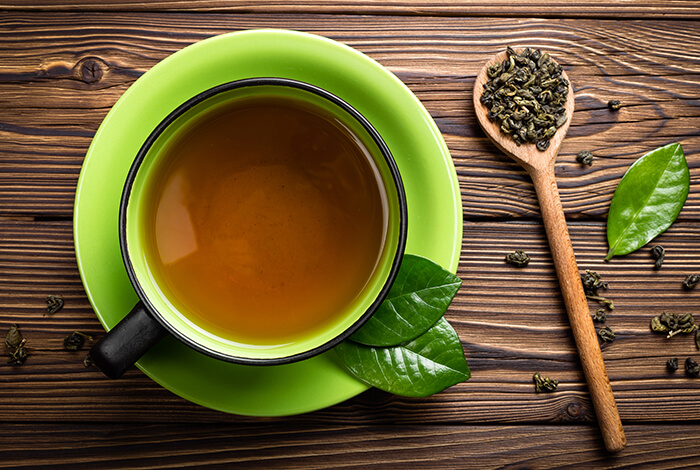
576;150;594;166
63;331;93;351
505;250;530;267
84;353;94;367
608;100;622;111
581;270;614;310
8;340;27;366
533;372;558;392
592;308;607;323
676;313;697;334
46;295;64;315
5;324;28;366
683;274;700;290
651;318;667;334
650;245;665;270
598;326;616;342
651;315;668;333
685;358;700;377
5;323;23;349
667;357;678;372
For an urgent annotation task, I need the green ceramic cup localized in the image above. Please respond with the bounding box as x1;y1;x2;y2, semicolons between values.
89;78;407;378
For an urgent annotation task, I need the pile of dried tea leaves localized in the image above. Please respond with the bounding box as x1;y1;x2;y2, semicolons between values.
650;312;696;339
480;46;570;151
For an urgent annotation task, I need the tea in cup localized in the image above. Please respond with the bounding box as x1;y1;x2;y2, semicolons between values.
90;78;407;378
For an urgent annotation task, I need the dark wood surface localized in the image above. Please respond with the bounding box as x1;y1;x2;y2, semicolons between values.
1;3;699;468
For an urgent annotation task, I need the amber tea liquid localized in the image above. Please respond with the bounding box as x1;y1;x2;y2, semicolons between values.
142;94;388;346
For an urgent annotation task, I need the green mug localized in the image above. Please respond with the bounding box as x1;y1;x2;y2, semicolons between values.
90;78;407;378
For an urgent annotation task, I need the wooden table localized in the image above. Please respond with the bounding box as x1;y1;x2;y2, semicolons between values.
1;1;699;467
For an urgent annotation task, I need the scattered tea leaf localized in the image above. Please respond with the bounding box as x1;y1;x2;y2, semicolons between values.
650;245;665;270
592;308;607;323
46;295;64;315
576;150;594;166
350;254;462;347
683;274;700;290
505;250;530;267
84;353;94;367
607;100;622;111
5;324;28;366
5;323;22;349
581;269;608;295
533;372;558;392
650;312;696;338
685;357;700;377
63;331;93;351
336;317;470;397
7;339;27;365
605;143;689;260
581;270;614;310
598;326;616;342
667;357;678;372
696;329;700;350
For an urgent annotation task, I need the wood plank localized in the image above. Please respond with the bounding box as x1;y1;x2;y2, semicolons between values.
0;423;699;469
0;14;698;218
2;219;699;423
0;0;698;20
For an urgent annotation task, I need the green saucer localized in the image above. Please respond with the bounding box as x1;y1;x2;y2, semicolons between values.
74;29;462;416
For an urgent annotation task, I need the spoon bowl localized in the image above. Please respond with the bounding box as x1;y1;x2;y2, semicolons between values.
473;49;575;172
473;49;626;454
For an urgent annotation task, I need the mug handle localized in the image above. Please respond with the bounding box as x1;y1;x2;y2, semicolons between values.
90;301;168;379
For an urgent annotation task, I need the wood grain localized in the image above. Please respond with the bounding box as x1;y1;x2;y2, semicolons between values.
0;0;698;20
0;14;697;219
1;7;699;464
0;423;699;469
1;219;699;424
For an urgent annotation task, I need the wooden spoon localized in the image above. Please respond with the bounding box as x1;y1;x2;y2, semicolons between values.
473;50;626;453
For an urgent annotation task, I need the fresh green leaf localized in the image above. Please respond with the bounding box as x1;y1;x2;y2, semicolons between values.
336;317;470;397
606;143;689;260
350;254;462;347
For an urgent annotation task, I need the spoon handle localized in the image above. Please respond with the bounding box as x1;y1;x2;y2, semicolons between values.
529;166;626;453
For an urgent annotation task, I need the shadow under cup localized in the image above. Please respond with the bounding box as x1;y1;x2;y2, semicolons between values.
90;78;407;379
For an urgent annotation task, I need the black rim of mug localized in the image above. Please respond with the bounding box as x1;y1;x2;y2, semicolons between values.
119;77;408;366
